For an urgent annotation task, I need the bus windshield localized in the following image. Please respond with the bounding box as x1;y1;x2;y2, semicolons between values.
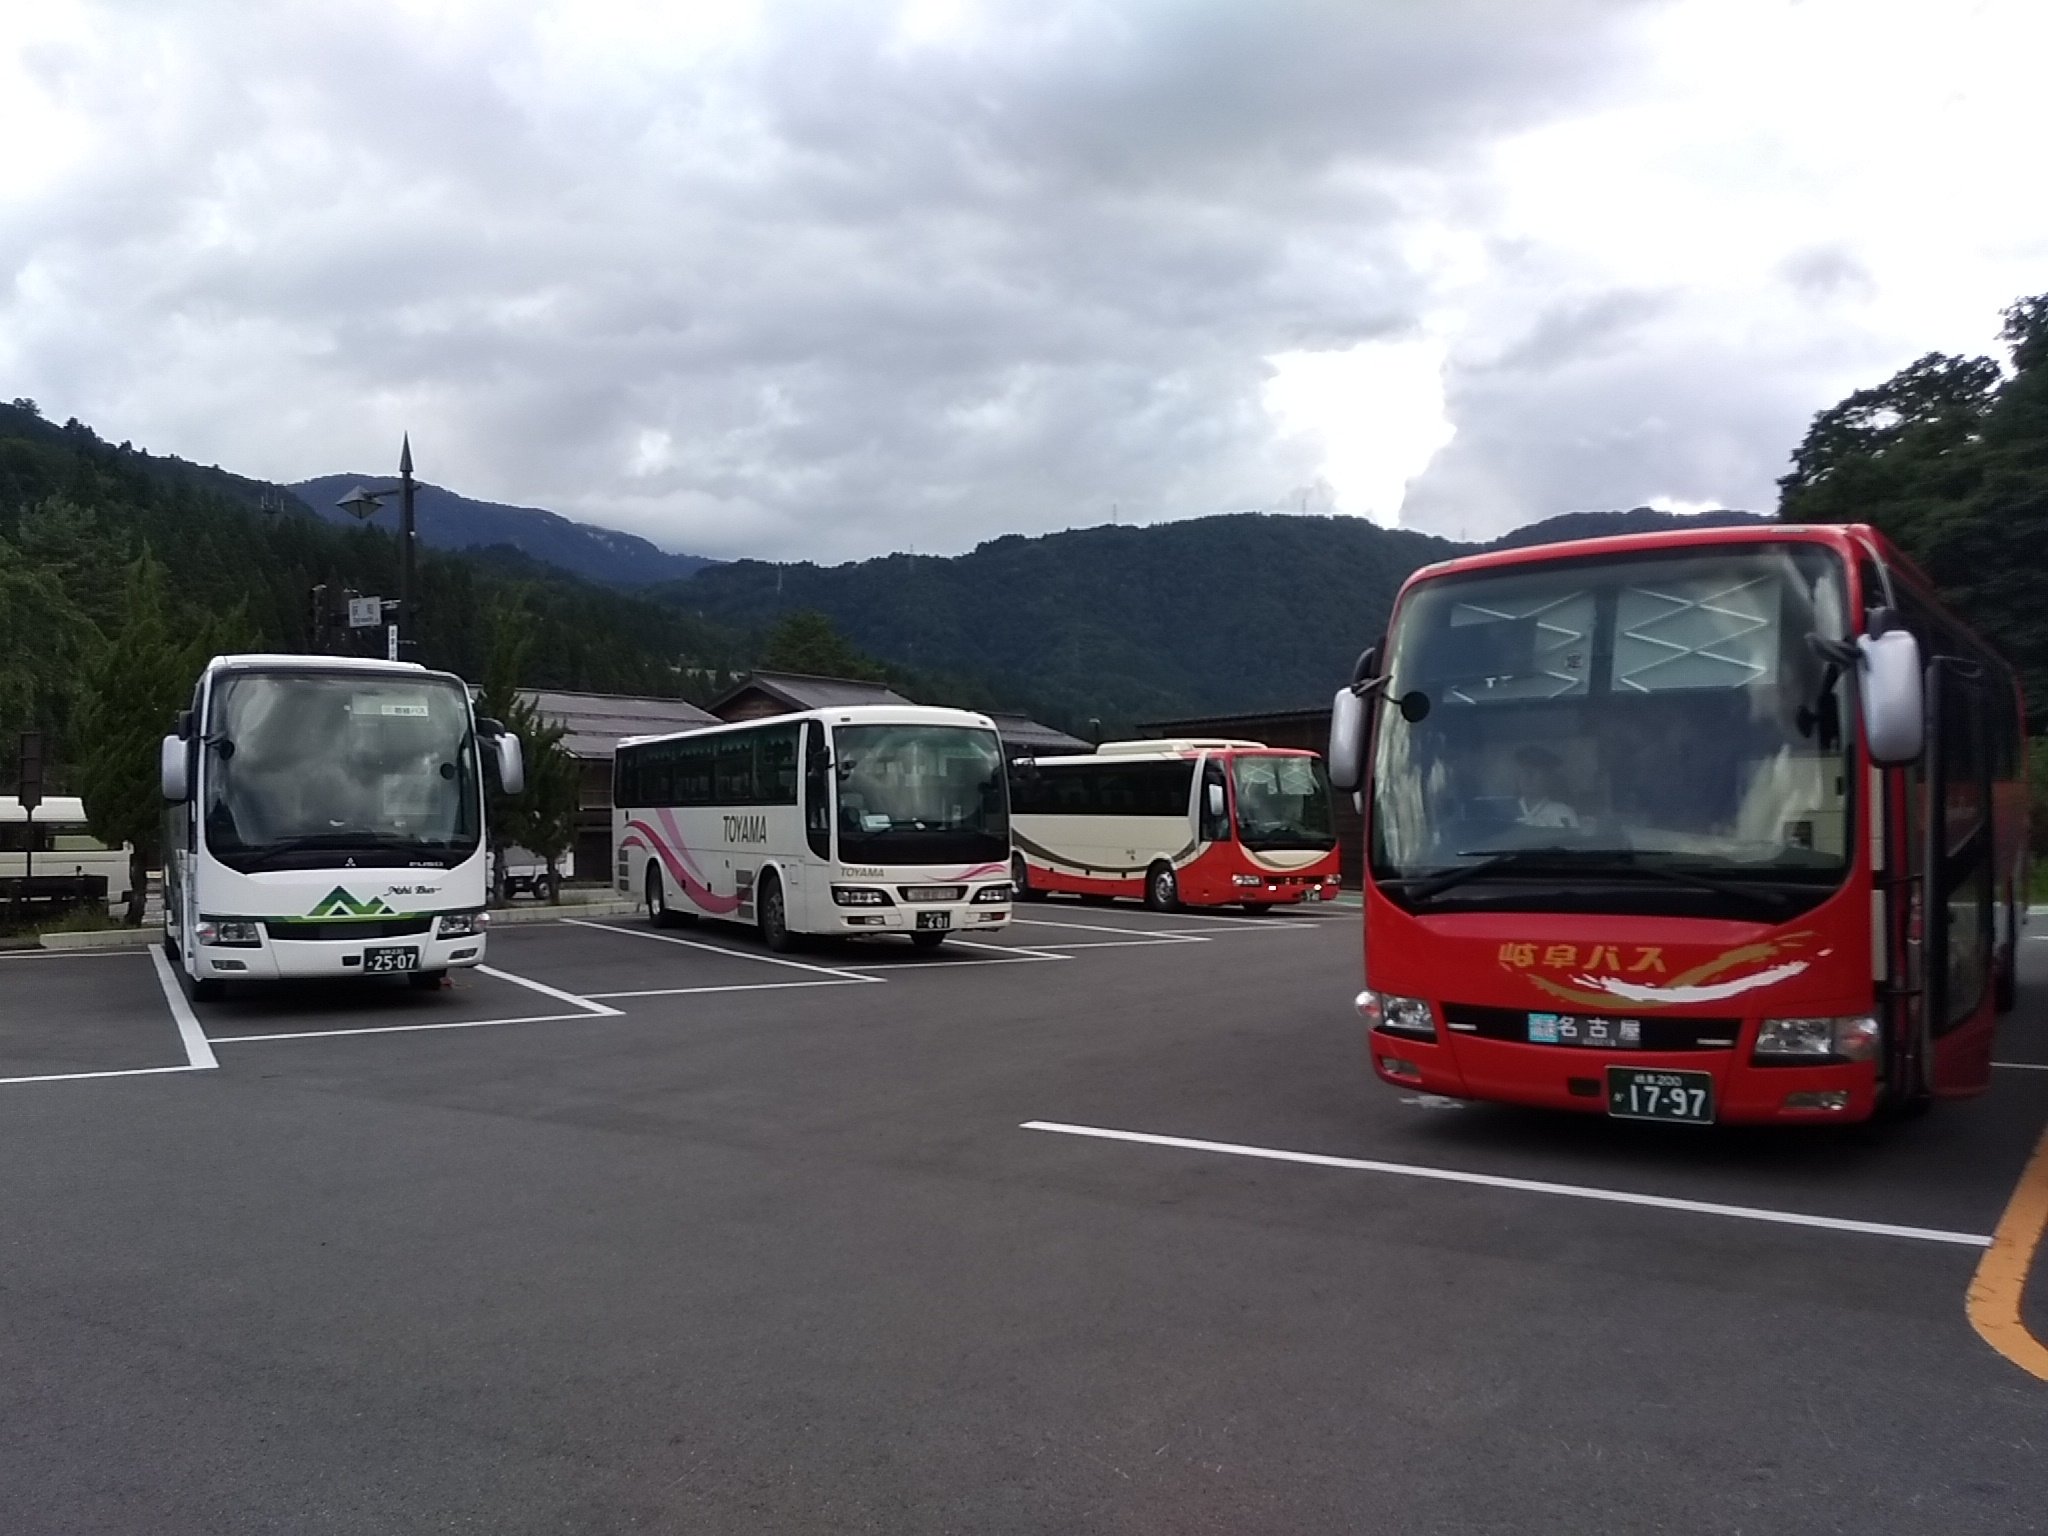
833;723;1007;866
1231;754;1336;850
1371;542;1854;908
202;671;481;873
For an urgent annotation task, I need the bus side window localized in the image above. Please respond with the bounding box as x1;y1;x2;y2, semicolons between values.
803;722;831;861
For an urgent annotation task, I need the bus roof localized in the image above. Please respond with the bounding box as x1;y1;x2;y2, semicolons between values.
1024;743;1317;768
204;653;432;675
0;795;86;822
1397;521;1917;592
617;702;1000;749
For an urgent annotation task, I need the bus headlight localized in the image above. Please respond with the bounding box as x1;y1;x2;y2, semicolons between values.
196;917;261;947
971;883;1012;904
1358;990;1435;1039
436;911;485;938
1753;1016;1880;1063
831;886;895;907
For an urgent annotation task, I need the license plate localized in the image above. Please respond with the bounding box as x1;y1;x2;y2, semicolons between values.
1606;1067;1714;1124
915;911;951;931
363;945;420;974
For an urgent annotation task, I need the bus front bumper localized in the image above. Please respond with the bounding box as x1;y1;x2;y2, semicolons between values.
1366;1027;1883;1125
828;905;1010;935
195;931;489;981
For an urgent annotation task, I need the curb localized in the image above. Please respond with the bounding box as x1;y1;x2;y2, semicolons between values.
40;928;155;952
489;900;638;926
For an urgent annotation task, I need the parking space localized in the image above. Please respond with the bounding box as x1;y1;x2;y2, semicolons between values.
0;898;2044;1533
0;948;202;1083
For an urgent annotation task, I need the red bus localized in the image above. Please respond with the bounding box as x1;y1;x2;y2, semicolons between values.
1009;740;1343;910
1328;524;2027;1124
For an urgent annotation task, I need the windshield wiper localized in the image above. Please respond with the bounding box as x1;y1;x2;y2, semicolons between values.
236;832;460;869
1389;845;1796;914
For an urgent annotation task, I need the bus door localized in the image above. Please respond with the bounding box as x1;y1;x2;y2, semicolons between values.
1923;658;1997;1095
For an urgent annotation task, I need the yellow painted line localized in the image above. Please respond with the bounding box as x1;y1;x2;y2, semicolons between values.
1967;1125;2048;1382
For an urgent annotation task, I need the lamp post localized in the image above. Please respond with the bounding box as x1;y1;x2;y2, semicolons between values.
335;435;419;659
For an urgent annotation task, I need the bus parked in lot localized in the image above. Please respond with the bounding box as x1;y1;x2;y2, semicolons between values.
160;654;524;999
1329;523;2026;1125
0;795;133;909
1008;740;1341;910
613;704;1012;951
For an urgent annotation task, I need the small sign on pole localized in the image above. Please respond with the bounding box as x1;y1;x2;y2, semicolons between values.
348;596;383;629
386;623;400;662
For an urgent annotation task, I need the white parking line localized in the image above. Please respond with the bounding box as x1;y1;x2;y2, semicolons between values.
0;1063;206;1086
1996;1062;2048;1072
561;920;882;981
587;978;871;1000
0;947;153;960
214;1011;603;1044
1009;918;1204;941
1020;1120;1995;1249
150;948;219;1070
475;962;622;1017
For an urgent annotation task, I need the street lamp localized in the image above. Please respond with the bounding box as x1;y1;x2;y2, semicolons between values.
335;435;419;656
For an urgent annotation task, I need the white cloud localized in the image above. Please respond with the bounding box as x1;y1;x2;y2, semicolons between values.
2;0;2043;560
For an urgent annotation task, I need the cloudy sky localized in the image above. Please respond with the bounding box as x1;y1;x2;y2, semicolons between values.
4;0;2045;562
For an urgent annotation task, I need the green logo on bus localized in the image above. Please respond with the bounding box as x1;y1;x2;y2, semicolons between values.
307;888;396;920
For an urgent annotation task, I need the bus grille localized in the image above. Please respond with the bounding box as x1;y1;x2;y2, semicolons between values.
263;915;436;942
1441;1003;1739;1053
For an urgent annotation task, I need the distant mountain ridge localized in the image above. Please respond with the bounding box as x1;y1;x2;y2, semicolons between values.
654;506;1771;724
290;474;715;589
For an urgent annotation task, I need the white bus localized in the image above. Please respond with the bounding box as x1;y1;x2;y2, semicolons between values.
613;704;1012;951
159;654;524;999
1009;739;1342;910
0;795;133;908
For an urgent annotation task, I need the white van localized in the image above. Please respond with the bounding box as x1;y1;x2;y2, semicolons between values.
0;795;133;908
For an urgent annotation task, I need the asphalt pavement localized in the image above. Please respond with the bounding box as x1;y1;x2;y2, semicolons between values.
1;902;2043;1534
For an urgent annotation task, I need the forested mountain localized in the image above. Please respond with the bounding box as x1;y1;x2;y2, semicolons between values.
0;400;740;786
655;507;1770;724
292;473;716;589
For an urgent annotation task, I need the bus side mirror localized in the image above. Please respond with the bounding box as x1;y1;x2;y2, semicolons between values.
1206;782;1226;819
160;735;190;803
1860;628;1924;766
1329;687;1368;792
495;735;526;796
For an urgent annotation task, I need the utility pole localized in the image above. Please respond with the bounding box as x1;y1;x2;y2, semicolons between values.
398;433;416;656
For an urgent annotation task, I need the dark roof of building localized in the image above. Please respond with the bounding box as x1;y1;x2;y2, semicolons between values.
708;670;914;717
518;689;719;759
985;710;1091;756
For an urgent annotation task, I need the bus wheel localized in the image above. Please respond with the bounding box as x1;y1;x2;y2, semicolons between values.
758;872;796;953
1144;862;1180;912
1011;853;1041;903
647;864;673;928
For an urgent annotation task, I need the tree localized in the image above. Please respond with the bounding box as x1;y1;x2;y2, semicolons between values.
758;610;887;680
69;554;213;924
0;534;96;763
473;606;577;903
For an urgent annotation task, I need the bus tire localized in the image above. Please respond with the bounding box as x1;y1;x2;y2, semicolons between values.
1144;862;1180;912
911;930;946;951
1012;853;1043;903
758;871;796;953
646;864;674;928
1995;891;2018;1014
